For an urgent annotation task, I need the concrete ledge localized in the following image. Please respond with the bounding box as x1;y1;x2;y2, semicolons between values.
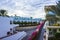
15;26;37;31
47;26;60;28
2;31;27;40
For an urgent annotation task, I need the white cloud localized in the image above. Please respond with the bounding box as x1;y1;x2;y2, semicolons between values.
0;0;57;19
33;7;46;19
13;10;29;17
7;10;32;17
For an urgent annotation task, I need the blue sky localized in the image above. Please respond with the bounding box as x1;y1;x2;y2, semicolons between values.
0;0;57;19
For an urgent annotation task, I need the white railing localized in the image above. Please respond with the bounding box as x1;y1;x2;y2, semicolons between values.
2;31;27;40
18;31;27;40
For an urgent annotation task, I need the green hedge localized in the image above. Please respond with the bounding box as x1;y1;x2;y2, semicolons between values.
55;32;60;38
13;21;39;27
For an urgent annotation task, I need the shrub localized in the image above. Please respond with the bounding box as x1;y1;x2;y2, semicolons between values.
54;32;60;40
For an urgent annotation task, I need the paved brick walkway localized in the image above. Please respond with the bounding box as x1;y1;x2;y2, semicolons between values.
22;28;36;40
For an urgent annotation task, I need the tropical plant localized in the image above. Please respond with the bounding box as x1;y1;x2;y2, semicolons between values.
0;9;7;16
56;1;60;16
54;32;60;40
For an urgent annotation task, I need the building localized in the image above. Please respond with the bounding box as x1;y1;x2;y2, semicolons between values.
13;16;42;23
44;5;60;40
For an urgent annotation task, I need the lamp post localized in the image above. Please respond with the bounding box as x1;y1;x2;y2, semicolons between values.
30;17;33;25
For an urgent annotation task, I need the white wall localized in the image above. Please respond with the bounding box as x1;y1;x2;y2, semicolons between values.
0;16;18;37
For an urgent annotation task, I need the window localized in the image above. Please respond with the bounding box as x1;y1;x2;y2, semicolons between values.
49;28;51;31
59;29;60;31
53;29;57;33
49;32;52;35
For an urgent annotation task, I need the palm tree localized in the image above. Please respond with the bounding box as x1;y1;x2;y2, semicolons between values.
56;1;60;16
45;0;60;17
0;9;7;16
45;5;58;26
